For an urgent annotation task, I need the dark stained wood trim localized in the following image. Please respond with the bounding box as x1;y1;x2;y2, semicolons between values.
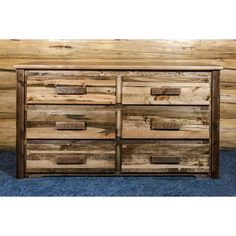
150;156;181;164
16;69;25;179
55;121;86;130
56;156;86;165
151;120;181;130
55;86;87;95
150;87;181;96
211;71;220;178
115;110;122;174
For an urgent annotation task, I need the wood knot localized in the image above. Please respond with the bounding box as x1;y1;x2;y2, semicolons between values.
50;45;73;49
154;96;169;101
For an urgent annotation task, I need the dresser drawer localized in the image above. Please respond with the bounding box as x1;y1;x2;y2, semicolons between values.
26;105;116;139
122;71;211;105
26;140;116;174
122;106;209;139
26;70;116;104
122;140;210;173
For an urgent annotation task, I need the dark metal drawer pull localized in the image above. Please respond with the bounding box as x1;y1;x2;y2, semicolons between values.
150;87;181;96
57;156;86;165
56;121;86;130
150;156;180;164
151;120;181;130
55;86;87;95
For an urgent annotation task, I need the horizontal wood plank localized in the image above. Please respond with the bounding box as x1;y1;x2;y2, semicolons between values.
26;140;116;174
26;70;116;105
122;140;210;173
122;106;209;139
220;119;236;149
0;40;235;59
122;72;211;105
0;119;16;150
26;105;116;139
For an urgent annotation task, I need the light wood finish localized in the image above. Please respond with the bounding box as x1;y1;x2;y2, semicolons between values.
0;71;15;150
122;106;209;139
26;70;116;105
122;71;211;105
26;105;116;139
122;140;210;173
220;119;236;149
26;140;116;174
14;62;223;70
0;119;15;150
0;39;235;60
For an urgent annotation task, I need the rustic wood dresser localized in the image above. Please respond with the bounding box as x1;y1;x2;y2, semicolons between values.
15;62;222;178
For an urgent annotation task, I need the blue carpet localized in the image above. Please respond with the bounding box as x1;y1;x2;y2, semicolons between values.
0;151;236;196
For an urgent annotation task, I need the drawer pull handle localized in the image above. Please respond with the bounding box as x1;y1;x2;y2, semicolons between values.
56;121;86;130
150;156;180;164
57;156;86;165
55;86;87;95
150;87;181;96
151;120;180;130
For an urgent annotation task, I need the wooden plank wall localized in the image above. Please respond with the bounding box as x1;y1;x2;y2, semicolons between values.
0;40;236;150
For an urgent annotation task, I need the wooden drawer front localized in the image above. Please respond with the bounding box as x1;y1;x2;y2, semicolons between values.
122;71;211;105
26;71;116;104
122;106;209;139
26;105;116;139
122;140;210;173
26;140;115;174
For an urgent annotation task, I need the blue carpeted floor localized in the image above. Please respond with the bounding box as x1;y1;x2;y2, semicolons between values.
0;151;236;196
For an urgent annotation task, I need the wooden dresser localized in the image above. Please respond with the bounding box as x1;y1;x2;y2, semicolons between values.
15;62;222;178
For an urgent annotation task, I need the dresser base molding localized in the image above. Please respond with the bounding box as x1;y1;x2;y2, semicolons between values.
15;63;221;179
25;173;210;178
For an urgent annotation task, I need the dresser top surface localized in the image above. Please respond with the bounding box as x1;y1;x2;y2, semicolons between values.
14;60;223;70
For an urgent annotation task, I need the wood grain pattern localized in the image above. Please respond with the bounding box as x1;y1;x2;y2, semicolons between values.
0;119;15;150
122;106;209;139
0;71;16;120
220;119;236;149
26;105;116;139
122;71;211;105
0;39;235;150
14;62;223;70
1;40;236;59
122;140;210;173
26;140;115;174
0;58;224;70
26;70;116;105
